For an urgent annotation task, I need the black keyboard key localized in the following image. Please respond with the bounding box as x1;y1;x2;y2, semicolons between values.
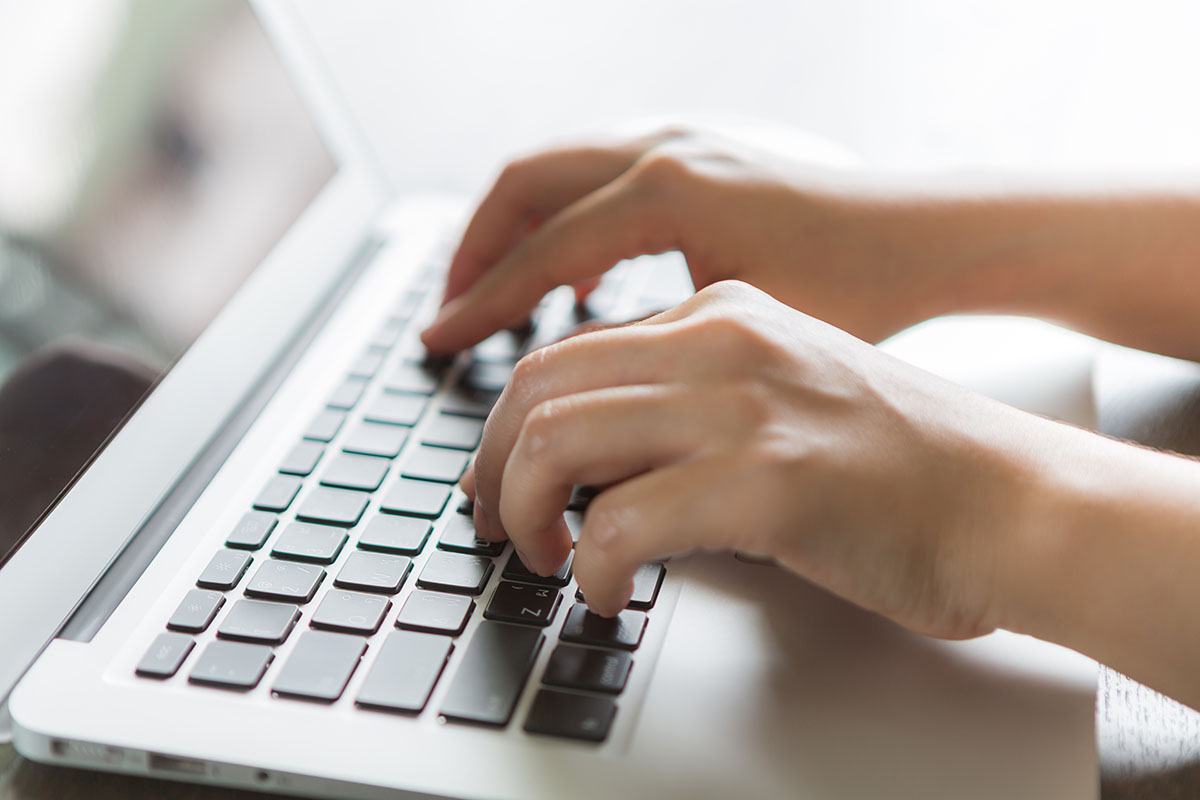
358;515;431;555
341;422;409;459
349;350;386;379
402;446;469;484
217;599;301;645
566;485;598;512
439;621;543;727
438;515;506;557
225;511;278;551
576;563;666;611
311;590;391;635
417;552;494;596
278;441;324;477
542;645;632;694
460;361;513;394
244;560;325;603
484;581;561;627
363;392;427;427
197;549;252;590
384;363;438;395
357;630;453;714
395;590;473;636
559;605;646;651
304;409;347;443
523;689;616;742
326;377;368;410
439;388;498;419
627;563;665;610
252;475;302;513
167;589;225;633
271;522;348;565
136;632;195;678
503;551;573;587
319;453;390;492
334;551;412;594
295;487;369;526
380;478;451;518
272;631;366;703
421;415;484;451
189;641;273;690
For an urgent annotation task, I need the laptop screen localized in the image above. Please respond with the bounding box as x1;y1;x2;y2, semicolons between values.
0;1;336;565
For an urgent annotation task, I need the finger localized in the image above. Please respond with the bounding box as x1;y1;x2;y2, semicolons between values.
442;131;681;307
572;276;602;305
574;456;751;616
470;322;699;543
459;462;476;498
422;163;679;353
497;383;705;575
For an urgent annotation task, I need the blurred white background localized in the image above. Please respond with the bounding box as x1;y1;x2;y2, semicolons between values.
297;0;1200;196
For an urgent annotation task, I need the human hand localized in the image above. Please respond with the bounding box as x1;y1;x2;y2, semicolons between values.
421;128;946;353
462;280;1045;640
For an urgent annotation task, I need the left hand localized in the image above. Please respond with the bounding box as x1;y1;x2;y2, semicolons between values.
462;279;1042;639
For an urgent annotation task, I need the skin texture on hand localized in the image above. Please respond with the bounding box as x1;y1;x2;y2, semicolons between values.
461;280;1047;639
424;127;1200;709
420;129;949;353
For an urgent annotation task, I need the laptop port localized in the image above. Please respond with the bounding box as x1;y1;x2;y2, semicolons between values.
148;752;206;776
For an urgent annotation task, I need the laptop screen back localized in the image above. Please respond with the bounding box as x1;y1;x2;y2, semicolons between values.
0;0;335;565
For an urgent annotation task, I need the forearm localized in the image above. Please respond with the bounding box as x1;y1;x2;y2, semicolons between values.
991;419;1200;709
857;189;1200;360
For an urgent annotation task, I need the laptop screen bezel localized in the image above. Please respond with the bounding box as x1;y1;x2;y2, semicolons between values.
0;0;391;711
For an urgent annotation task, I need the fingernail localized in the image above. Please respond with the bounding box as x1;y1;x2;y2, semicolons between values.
420;306;455;348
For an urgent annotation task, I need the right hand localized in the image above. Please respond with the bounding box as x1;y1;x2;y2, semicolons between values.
421;127;946;354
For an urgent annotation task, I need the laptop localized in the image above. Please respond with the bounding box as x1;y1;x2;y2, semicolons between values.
1;2;1099;797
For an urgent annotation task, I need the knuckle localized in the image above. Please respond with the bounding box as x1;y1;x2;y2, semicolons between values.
722;379;774;429
696;313;767;355
694;278;760;303
521;398;569;460
654;124;692;141
631;150;691;193
507;347;551;398
581;497;636;554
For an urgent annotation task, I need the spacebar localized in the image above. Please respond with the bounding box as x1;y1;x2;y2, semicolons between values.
440;621;543;726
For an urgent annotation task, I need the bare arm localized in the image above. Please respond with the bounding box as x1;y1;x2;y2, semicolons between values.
421;129;1200;711
860;188;1200;361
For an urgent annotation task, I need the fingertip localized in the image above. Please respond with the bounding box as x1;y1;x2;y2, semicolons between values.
420;297;466;353
475;500;508;543
586;578;634;618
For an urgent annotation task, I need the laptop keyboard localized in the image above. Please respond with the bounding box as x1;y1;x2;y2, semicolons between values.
133;255;688;744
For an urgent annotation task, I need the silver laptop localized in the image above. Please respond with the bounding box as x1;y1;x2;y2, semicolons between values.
1;2;1099;798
